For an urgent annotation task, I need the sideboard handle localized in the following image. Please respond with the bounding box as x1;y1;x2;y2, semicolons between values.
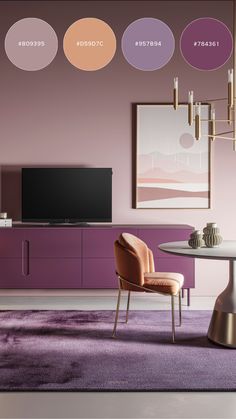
21;240;30;276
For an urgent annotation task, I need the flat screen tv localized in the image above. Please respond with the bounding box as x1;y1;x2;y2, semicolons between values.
22;168;112;223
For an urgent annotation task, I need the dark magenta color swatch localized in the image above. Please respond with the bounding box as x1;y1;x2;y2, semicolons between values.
180;18;233;71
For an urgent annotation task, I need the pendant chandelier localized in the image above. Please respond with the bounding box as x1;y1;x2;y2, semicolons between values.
172;70;235;150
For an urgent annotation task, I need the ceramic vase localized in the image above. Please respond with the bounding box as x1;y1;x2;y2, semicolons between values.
188;230;204;249
203;223;223;248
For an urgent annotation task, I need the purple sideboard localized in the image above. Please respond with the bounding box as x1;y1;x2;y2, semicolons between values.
0;224;194;304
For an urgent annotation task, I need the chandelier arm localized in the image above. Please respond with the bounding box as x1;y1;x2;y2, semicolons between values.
215;131;234;136
200;97;236;102
200;98;236;102
199;119;234;122
203;135;235;141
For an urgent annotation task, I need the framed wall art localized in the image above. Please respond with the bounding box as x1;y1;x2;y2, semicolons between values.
134;103;211;209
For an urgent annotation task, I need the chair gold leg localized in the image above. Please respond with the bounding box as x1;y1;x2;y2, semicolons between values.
171;295;175;343
126;291;131;323
112;288;121;338
178;291;182;327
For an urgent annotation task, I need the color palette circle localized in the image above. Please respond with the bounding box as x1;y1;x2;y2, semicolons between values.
5;18;58;71
63;18;116;71
180;18;233;71
121;18;175;71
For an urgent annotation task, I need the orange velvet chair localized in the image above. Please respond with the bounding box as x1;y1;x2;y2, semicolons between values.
113;233;184;343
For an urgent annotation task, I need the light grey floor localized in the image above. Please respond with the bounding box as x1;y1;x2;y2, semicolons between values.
0;294;235;419
0;293;214;311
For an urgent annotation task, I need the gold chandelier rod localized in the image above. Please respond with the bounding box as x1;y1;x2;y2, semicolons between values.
200;119;234;122
216;130;234;135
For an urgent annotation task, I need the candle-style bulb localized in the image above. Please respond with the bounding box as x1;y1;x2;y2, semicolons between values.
228;69;234;109
188;90;193;104
195;102;201;140
228;69;233;83
210;107;216;141
195;101;201;116
188;91;193;125
173;77;179;110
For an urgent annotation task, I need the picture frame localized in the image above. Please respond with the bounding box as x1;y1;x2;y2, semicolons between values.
133;103;211;209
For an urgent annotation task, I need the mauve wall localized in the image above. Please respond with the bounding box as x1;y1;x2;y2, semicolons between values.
0;0;234;296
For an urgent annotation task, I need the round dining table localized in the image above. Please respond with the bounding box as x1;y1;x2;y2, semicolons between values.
159;240;236;348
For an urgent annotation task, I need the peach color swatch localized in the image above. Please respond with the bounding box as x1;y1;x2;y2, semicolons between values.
63;18;116;71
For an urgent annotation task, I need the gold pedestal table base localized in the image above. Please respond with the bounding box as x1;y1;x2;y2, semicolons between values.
159;242;236;348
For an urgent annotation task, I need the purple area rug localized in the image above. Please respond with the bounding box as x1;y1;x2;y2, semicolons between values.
0;310;236;391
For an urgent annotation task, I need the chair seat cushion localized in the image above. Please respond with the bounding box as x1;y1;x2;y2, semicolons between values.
144;272;184;295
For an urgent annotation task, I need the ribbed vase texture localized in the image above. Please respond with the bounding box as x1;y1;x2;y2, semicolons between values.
203;224;223;248
188;230;204;249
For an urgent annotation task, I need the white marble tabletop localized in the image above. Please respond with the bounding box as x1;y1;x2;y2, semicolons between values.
159;240;236;261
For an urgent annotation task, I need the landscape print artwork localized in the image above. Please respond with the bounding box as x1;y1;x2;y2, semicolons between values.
136;104;210;208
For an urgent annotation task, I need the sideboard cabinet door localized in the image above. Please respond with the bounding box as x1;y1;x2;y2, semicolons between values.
137;228;192;258
82;259;117;288
0;225;194;293
0;258;82;289
25;229;82;258
82;228;138;288
0;229;26;257
0;227;82;289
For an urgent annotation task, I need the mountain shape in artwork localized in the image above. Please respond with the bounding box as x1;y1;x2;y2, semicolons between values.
138;167;208;183
139;151;208;174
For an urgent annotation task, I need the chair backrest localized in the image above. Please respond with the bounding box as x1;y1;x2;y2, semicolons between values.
114;233;154;289
119;233;150;272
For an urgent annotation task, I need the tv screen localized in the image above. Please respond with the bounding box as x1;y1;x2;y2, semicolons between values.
22;168;112;223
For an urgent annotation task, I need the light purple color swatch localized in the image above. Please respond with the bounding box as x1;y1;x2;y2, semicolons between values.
121;18;175;71
180;18;233;71
5;18;58;71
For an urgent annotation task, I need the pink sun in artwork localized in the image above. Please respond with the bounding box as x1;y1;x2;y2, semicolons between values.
179;133;194;148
